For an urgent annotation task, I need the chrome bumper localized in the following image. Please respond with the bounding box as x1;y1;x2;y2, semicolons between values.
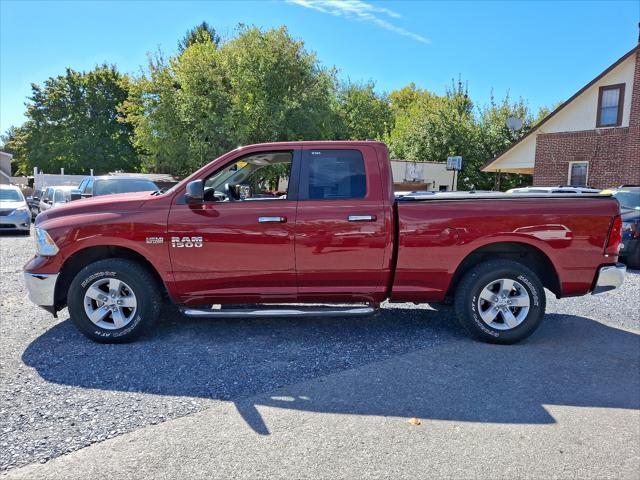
592;263;626;295
24;272;59;308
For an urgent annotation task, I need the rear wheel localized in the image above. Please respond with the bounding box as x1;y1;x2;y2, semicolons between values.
454;259;546;344
67;258;161;343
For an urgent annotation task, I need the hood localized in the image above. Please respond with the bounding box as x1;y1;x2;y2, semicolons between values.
0;200;26;210
36;190;154;226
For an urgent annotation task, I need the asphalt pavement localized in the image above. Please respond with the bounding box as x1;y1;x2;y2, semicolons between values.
1;230;639;479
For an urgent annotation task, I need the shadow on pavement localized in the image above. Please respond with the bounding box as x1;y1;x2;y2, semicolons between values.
22;307;640;435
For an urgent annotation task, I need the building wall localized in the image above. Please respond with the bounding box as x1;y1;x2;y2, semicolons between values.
533;49;640;189
533;127;640;188
0;152;12;177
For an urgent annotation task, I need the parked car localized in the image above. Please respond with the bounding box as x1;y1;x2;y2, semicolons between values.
601;186;640;269
38;185;77;213
0;184;31;235
506;186;601;194
25;141;625;344
72;176;159;200
27;187;46;219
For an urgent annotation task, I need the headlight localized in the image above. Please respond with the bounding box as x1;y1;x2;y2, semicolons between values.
14;206;29;214
34;228;59;256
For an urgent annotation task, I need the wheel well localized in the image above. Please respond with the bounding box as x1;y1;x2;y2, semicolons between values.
55;246;166;309
447;242;561;299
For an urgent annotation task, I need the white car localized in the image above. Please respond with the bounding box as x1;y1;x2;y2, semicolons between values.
0;185;31;235
506;186;601;194
39;185;77;213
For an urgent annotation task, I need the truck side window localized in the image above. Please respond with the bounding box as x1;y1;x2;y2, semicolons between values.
203;151;292;202
302;149;366;200
83;179;94;195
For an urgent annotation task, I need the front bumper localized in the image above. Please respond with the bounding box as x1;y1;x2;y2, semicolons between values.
592;263;626;295
24;272;59;311
0;210;31;231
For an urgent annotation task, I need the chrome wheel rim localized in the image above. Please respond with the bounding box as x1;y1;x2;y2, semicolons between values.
477;278;530;330
83;278;138;330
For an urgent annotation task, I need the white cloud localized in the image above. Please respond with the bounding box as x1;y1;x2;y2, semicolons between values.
287;0;430;44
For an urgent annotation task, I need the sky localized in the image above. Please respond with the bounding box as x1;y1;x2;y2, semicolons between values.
1;0;638;132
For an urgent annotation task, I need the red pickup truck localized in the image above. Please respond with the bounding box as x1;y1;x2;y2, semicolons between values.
25;141;626;344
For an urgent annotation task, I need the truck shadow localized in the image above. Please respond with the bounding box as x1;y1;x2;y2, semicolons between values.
22;307;640;435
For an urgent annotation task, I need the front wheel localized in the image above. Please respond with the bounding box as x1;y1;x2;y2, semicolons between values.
454;259;546;344
67;258;161;343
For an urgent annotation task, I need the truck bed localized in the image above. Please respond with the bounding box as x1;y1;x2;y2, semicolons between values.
391;194;619;303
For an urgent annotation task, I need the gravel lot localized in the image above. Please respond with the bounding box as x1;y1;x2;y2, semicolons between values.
1;228;639;477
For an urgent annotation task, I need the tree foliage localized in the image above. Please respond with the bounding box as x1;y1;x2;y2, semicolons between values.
125;25;338;176
2;65;138;175
178;21;220;52
335;81;393;140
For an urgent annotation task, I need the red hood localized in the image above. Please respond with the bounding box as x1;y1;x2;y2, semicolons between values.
36;191;154;227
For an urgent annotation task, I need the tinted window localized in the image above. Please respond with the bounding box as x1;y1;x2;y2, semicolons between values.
83;179;94;195
94;179;157;196
303;150;366;200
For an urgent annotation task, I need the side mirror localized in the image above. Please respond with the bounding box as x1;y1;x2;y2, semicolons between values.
70;191;82;201
185;180;204;204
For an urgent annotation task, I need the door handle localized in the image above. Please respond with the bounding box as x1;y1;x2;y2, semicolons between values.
348;215;376;222
258;216;287;223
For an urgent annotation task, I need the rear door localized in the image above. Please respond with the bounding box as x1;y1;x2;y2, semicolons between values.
294;146;388;301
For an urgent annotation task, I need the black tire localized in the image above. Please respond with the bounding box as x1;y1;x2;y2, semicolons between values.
454;259;546;344
67;258;161;343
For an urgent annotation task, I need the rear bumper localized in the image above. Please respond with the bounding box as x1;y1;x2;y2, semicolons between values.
592;263;626;295
24;272;59;311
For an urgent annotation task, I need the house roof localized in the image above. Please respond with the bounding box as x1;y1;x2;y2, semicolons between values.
483;44;639;173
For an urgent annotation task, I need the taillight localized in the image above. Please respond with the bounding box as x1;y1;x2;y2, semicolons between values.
605;215;622;256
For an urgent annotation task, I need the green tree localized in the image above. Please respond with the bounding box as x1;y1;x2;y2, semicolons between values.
125;25;339;176
178;21;220;52
11;65;139;175
335;81;393;140
0;126;29;175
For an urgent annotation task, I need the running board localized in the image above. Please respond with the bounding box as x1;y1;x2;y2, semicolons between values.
180;305;377;318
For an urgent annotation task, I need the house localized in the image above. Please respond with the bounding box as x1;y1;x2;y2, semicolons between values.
483;44;640;189
0;151;13;184
390;160;457;191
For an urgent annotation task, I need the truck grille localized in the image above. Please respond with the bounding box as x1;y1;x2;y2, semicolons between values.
0;209;14;216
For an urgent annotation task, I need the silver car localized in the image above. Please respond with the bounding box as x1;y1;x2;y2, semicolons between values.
0;185;31;235
38;185;76;213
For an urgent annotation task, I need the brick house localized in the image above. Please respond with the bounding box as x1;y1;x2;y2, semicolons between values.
483;44;640;189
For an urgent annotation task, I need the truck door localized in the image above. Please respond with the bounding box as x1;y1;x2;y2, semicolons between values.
167;148;301;305
294;146;389;301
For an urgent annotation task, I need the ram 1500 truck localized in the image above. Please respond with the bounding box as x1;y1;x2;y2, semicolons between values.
24;141;626;344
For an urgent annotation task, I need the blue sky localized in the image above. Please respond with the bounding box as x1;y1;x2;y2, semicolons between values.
1;0;638;132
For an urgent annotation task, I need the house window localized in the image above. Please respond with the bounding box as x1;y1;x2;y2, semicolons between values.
568;161;589;186
596;84;625;127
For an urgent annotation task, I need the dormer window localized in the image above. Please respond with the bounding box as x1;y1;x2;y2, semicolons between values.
596;84;624;127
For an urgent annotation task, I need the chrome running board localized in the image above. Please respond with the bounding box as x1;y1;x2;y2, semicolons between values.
180;305;377;318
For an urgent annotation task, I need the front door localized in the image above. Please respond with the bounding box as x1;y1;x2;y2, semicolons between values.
168;148;300;306
294;146;388;301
